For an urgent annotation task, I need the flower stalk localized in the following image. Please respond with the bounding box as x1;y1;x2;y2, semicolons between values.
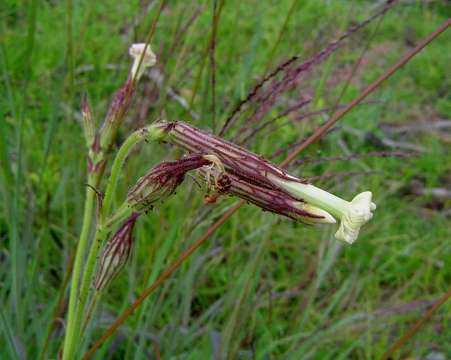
63;43;157;360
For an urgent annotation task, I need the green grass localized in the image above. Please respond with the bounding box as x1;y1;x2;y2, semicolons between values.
1;0;450;359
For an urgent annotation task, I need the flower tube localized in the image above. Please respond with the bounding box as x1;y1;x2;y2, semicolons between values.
268;178;376;243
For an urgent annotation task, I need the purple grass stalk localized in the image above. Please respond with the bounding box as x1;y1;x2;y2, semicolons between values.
219;1;395;136
237;97;311;145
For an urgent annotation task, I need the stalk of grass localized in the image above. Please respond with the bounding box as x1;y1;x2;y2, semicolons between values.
62;180;97;359
218;1;395;137
0;305;19;360
80;19;450;358
380;288;451;360
209;0;219;132
188;0;225;108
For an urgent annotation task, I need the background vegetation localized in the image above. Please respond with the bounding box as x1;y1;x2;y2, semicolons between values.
1;0;450;358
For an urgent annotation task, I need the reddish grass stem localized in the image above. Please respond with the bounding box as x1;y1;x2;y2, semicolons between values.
82;19;450;359
380;289;451;360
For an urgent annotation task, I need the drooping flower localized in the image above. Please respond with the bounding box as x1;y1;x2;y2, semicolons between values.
154;120;375;243
225;171;336;224
268;178;376;243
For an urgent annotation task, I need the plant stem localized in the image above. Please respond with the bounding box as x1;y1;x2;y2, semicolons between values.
71;126;166;354
101;131;143;220
102;125;167;220
63;176;96;360
71;224;109;350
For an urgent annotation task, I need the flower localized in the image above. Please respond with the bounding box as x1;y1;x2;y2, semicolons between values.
129;43;157;81
268;178;376;243
155;120;376;243
224;171;336;224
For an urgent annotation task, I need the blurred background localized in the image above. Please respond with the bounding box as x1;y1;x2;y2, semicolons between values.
1;0;450;358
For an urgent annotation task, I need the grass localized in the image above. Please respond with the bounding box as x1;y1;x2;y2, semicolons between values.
1;0;450;359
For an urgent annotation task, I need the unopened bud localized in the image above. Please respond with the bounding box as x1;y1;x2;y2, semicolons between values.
99;79;134;150
81;94;95;148
127;155;210;212
94;213;139;290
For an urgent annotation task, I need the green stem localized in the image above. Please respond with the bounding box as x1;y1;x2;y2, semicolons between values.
62;176;96;360
73;126;166;350
101;131;143;220
64;125;167;359
102;124;166;221
71;224;109;349
76;202;132;323
77;131;150;318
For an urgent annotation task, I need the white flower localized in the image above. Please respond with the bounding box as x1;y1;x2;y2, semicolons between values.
129;43;157;80
334;191;376;243
269;176;376;244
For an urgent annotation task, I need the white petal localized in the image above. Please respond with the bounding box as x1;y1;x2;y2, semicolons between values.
335;191;375;244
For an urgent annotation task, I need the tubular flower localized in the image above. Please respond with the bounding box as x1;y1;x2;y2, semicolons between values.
224;171;336;224
129;43;157;81
155;121;375;243
94;213;139;290
268;178;376;243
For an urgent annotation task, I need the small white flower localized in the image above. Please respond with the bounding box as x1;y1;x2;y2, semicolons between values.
129;43;157;81
269;176;376;244
334;191;376;243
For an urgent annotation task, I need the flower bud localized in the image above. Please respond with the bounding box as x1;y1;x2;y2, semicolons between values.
127;155;210;212
99;79;134;151
94;213;139;290
81;94;95;148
